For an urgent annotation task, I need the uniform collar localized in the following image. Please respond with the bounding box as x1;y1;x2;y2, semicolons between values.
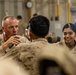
32;38;47;42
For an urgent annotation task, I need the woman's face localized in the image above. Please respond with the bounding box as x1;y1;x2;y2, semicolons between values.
63;28;76;44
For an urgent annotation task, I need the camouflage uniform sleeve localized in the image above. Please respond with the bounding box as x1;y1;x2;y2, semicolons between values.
18;50;36;75
20;36;29;43
0;46;6;57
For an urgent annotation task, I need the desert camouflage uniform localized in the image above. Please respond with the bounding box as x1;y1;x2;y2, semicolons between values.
55;40;76;56
45;32;58;43
4;40;76;75
4;38;49;75
18;20;27;36
37;45;76;75
0;34;29;57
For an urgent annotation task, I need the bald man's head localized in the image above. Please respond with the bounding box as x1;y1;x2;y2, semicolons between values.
2;16;19;40
2;16;18;27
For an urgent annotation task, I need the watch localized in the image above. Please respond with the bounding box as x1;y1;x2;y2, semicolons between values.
26;1;33;8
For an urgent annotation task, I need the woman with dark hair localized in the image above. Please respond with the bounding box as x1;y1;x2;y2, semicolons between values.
56;23;76;55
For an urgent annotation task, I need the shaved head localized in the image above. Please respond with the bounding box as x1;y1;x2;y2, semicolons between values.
2;16;18;27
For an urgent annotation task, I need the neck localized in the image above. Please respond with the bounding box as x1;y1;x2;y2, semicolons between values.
66;41;75;48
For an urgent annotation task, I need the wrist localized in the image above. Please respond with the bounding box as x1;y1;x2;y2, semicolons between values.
2;43;8;50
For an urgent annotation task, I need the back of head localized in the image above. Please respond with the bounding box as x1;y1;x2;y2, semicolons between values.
46;37;52;43
33;13;38;17
57;36;61;42
29;15;50;37
2;15;17;27
17;15;22;20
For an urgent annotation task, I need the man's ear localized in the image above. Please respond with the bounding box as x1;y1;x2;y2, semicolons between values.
30;31;37;39
30;31;33;38
2;26;4;32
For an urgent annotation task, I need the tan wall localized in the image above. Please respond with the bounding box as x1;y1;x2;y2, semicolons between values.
31;0;76;26
0;0;76;29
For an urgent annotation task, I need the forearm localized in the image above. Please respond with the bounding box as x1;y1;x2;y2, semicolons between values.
2;42;8;50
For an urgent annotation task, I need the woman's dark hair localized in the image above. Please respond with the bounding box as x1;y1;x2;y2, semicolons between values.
17;15;22;19
62;23;76;33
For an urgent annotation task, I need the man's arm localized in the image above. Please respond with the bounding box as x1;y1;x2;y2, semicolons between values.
2;35;22;50
0;45;6;57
